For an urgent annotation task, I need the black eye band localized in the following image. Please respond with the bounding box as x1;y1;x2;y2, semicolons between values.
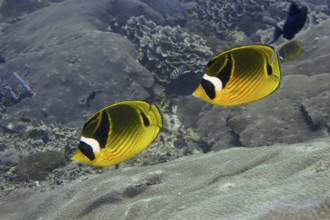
201;79;216;100
78;141;95;161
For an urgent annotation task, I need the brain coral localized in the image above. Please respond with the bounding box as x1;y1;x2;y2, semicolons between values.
122;15;212;86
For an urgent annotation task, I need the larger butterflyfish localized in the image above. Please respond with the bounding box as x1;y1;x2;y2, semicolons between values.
193;41;303;106
72;100;163;167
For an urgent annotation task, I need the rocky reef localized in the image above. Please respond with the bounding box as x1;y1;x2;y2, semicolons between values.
185;0;330;43
123;15;212;90
0;138;330;219
177;17;330;150
0;68;32;112
0;1;329;219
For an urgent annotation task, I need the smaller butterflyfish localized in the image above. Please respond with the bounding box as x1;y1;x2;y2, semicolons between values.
72;100;163;167
193;42;304;106
169;65;189;79
277;40;304;62
270;2;308;44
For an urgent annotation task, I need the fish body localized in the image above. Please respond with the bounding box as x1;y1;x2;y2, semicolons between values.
278;40;304;62
271;2;308;44
169;65;189;79
193;45;281;106
72;100;163;167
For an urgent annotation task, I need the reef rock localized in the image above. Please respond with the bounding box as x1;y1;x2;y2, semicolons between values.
196;74;330;148
0;0;160;128
123;15;212;94
0;138;329;219
15;151;66;181
0;0;50;20
176;18;330;149
301;90;330;129
187;0;288;40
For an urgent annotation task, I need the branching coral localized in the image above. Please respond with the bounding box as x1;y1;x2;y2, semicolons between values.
187;0;330;42
0;67;33;111
122;15;212;85
188;0;288;40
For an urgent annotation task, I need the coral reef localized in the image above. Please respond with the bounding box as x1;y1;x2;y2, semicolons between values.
0;113;203;196
122;15;212;94
15;151;66;181
186;0;287;41
186;0;330;42
0;68;33;112
0;149;23;166
1;138;330;219
301;90;330;129
0;0;50;20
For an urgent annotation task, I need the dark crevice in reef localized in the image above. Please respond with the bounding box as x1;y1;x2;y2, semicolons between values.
300;105;320;132
226;116;245;147
200;139;213;153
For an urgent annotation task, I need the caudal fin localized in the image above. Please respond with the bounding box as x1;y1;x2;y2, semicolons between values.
269;26;283;44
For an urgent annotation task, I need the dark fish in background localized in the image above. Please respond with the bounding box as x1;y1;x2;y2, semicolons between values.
169;65;190;79
86;90;102;108
0;55;5;64
270;2;308;44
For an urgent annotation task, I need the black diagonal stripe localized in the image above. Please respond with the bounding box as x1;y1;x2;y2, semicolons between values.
93;110;110;148
201;78;216;100
206;58;216;68
216;53;233;89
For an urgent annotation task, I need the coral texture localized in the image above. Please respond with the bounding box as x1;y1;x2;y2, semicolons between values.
187;0;329;42
0;138;329;219
123;15;212;85
189;0;287;39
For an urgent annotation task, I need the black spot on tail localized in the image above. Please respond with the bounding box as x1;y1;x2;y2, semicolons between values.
141;112;150;127
201;79;216;99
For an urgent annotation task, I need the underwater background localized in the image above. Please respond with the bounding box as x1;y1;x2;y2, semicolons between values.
0;0;329;219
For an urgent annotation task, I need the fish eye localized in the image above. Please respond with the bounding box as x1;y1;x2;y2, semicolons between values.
267;63;273;76
78;141;95;161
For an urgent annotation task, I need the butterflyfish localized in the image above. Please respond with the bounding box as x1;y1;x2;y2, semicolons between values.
72;100;163;167
193;44;281;106
270;2;308;44
277;40;304;62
